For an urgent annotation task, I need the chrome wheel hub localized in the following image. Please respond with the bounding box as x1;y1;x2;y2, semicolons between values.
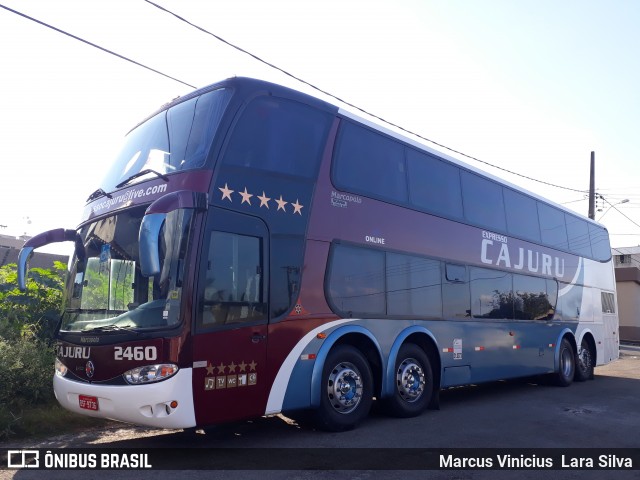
327;362;363;414
396;358;425;402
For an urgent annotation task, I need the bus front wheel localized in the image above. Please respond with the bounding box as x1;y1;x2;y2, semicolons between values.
314;345;373;432
383;343;433;418
553;338;576;387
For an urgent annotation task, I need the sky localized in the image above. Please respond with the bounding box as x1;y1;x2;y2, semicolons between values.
1;0;639;256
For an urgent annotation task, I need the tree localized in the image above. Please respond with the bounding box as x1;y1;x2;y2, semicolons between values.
0;261;66;341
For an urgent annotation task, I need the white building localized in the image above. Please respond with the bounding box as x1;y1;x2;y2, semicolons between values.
613;246;640;342
0;233;68;270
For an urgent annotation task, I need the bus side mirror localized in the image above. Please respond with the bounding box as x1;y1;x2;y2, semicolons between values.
17;228;82;291
139;213;166;277
139;190;207;277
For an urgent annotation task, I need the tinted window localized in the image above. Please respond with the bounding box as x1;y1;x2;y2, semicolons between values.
461;171;506;231
270;235;303;319
602;292;615;313
547;279;558;314
513;275;554;320
557;281;582;321
565;214;592;257
334;122;407;203
443;264;470;319
538;203;568;249
504;189;541;242
200;232;267;326
178;89;232;169
328;244;385;315
407;149;463;219
387;253;442;317
223;96;332;178
470;267;513;319
100;89;231;191
445;263;466;283
590;224;611;261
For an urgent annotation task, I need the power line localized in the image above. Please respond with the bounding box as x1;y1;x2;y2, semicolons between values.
0;3;197;89
601;196;640;231
143;0;588;195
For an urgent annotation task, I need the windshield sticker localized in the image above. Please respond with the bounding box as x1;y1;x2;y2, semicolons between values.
99;245;111;264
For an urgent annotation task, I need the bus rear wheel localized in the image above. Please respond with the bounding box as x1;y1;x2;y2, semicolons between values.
553;338;575;387
314;345;373;432
384;343;433;418
575;338;595;381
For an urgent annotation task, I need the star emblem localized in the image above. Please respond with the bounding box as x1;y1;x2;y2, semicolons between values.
206;363;215;375
248;360;257;371
239;187;253;205
228;361;237;373
292;199;303;215
257;191;271;209
217;362;226;374
275;195;288;212
238;361;247;372
219;183;234;202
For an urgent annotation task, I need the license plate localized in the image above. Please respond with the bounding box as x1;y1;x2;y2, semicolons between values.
78;395;99;411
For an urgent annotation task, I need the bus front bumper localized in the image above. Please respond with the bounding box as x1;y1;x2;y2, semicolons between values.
53;368;196;429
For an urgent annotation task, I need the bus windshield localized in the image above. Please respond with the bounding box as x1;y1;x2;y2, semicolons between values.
98;88;232;192
60;205;193;333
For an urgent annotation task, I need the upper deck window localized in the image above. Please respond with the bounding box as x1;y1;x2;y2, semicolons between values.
407;148;463;219
538;203;569;250
504;188;541;242
461;171;507;232
100;88;232;192
565;214;593;257
331;116;611;263
334;121;407;203
222;96;332;178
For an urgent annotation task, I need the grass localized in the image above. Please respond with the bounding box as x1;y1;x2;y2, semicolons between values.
0;403;109;443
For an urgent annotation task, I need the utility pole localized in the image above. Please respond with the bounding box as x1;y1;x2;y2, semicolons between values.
588;151;595;219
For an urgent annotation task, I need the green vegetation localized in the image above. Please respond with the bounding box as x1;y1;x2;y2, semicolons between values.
0;262;105;440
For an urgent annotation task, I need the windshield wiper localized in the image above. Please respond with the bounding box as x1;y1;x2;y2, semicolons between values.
86;188;113;202
115;169;169;189
83;324;141;334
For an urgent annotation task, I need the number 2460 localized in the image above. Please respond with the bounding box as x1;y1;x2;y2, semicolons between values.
114;346;157;361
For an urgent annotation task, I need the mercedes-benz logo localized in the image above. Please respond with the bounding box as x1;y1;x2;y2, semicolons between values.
85;360;95;379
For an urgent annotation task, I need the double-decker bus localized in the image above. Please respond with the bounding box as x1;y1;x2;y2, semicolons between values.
18;77;619;432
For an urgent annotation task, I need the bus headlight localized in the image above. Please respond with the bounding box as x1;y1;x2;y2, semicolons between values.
55;358;68;377
124;364;179;384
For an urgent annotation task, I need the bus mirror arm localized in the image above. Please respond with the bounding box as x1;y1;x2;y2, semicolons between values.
17;228;81;291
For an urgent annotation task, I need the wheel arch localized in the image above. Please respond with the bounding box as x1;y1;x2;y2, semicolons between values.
555;328;577;373
310;325;384;408
577;329;597;365
382;326;441;400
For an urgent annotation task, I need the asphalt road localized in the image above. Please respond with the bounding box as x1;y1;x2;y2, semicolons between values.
3;347;640;480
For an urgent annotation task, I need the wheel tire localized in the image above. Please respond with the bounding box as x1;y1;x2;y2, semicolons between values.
314;345;373;432
553;338;576;387
575;338;595;382
383;344;433;418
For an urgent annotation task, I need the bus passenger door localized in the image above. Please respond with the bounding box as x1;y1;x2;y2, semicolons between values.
192;208;269;426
